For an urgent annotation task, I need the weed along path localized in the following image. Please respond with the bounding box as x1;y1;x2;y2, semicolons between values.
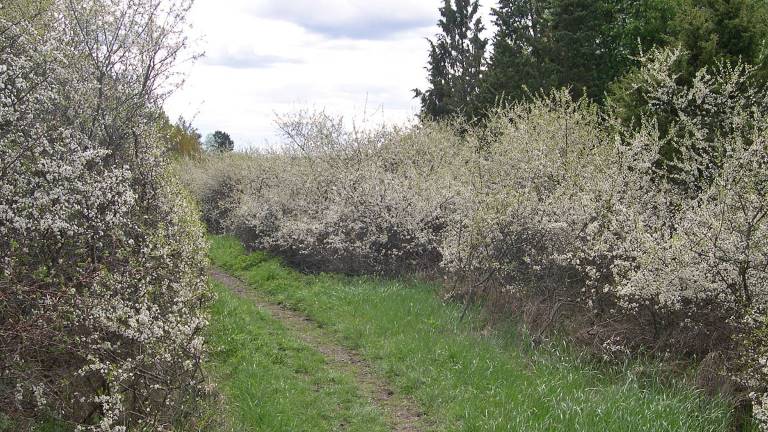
209;267;429;432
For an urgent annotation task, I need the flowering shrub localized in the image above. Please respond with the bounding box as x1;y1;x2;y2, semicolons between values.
183;112;464;274
181;48;768;427
1;1;210;431
592;48;768;419
439;92;609;302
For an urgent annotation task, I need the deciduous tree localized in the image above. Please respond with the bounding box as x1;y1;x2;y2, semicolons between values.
205;130;235;152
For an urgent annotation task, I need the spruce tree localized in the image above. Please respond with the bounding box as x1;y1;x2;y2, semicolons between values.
414;0;487;121
669;0;768;81
482;0;618;106
481;0;554;107
548;0;617;101
205;130;235;153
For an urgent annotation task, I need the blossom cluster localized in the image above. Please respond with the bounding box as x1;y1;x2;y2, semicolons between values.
1;1;209;431
181;48;768;428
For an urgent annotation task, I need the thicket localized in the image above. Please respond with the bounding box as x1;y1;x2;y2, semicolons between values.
182;48;768;428
1;1;210;430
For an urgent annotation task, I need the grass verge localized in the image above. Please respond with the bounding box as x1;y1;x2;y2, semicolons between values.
209;235;753;432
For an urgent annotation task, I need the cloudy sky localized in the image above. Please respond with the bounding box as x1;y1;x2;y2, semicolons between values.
164;0;491;149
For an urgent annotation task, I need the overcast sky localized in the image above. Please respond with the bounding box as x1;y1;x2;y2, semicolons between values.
164;0;492;149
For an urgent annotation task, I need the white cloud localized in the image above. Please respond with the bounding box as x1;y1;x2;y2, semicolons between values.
251;0;437;39
202;50;303;69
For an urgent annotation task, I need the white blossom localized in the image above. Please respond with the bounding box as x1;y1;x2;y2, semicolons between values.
1;1;209;430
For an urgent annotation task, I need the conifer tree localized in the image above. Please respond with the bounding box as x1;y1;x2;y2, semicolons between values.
414;0;487;120
668;0;768;81
548;0;616;100
481;0;554;106
482;0;617;105
205;130;235;153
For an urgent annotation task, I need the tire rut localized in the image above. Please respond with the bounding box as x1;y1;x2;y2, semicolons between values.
209;267;429;432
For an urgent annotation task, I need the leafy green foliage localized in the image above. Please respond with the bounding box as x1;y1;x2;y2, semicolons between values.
480;0;553;105
482;0;626;107
668;0;768;81
548;0;617;100
160;115;204;157
451;0;768;115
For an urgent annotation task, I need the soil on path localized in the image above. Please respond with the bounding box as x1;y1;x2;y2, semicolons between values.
209;267;430;432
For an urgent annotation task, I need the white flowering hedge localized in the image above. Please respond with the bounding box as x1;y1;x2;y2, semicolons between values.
1;1;210;431
184;112;464;274
181;48;768;426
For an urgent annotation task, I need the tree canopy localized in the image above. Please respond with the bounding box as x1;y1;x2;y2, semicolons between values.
205;130;235;153
418;0;768;119
159;115;203;157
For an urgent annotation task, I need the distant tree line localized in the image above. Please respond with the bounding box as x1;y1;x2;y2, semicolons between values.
158;114;235;156
416;0;768;121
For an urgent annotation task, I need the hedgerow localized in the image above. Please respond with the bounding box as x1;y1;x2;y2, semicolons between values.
180;47;768;427
1;1;210;430
184;113;464;274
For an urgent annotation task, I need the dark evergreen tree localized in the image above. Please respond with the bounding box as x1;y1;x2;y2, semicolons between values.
548;0;617;100
481;0;555;106
482;0;621;106
422;0;768;118
606;0;768;185
668;0;768;81
608;0;768;131
414;0;487;121
609;0;676;67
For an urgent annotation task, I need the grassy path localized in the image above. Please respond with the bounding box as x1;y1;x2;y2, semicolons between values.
210;267;429;431
207;278;392;431
208;235;748;431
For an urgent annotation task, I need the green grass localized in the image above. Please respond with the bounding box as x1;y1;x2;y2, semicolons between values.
206;280;389;432
209;235;753;432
